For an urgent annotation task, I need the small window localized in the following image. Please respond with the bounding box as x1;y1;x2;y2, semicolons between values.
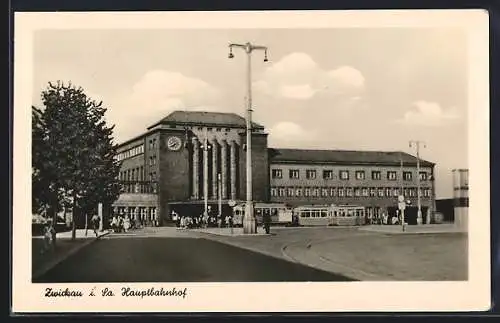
289;169;300;179
339;170;349;180
323;170;333;179
419;172;428;181
387;171;397;181
403;172;413;181
355;171;365;180
272;169;283;179
306;170;317;180
207;127;213;131
216;128;221;132
225;128;231;132
198;127;203;131
372;171;381;180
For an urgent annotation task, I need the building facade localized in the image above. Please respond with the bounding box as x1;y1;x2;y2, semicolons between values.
112;111;436;226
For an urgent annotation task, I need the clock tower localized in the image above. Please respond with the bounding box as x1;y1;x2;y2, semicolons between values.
157;127;191;224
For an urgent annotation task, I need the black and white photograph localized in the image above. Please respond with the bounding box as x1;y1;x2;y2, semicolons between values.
13;10;490;312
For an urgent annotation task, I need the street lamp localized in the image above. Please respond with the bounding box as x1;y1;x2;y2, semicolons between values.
201;128;211;218
409;140;426;225
228;42;269;234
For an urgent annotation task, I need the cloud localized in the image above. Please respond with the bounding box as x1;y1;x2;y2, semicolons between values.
254;52;365;101
396;100;460;127
108;70;221;141
267;121;317;147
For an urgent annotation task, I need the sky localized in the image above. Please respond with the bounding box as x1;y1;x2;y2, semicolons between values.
32;28;468;199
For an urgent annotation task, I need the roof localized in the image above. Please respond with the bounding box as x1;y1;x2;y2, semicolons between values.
147;110;264;130
269;148;435;167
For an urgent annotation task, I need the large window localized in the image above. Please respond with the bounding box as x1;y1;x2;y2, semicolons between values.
339;170;349;180
362;188;369;197
369;188;376;197
321;188;329;197
330;187;337;197
306;169;317;180
289;169;300;179
338;188;345;197
323;170;333;179
272;169;283;179
354;188;361;197
287;187;295;197
278;187;286;197
372;171;382;180
270;187;278;197
355;171;365;180
378;188;384;197
304;188;311;197
312;188;320;197
346;188;353;197
296;188;303;197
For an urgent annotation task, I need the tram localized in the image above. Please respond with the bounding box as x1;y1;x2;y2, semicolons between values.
294;204;366;226
232;203;294;226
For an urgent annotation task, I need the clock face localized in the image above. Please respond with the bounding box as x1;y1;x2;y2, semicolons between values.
167;136;182;151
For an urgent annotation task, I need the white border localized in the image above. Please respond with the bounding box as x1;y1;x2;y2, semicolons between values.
13;10;490;312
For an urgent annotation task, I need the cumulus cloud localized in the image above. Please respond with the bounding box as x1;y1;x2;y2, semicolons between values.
108;70;221;141
254;52;365;101
396;100;460;127
267;121;318;147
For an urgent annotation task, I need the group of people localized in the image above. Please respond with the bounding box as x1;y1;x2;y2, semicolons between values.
171;210;235;230
366;213;402;225
110;215;133;233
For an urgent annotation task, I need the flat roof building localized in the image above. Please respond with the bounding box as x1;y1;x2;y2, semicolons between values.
113;111;436;226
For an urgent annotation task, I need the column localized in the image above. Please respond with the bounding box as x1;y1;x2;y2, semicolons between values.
192;137;200;199
230;140;237;200
135;206;140;226
220;139;228;199
211;139;218;200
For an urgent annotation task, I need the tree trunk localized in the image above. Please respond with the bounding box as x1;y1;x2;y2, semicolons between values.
49;203;57;250
71;193;77;240
85;213;88;237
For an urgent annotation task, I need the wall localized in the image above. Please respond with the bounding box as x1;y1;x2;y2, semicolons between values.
238;132;270;202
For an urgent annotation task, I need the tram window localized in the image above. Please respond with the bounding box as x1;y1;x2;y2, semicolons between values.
334;211;337;217
321;211;327;217
271;208;278;216
256;208;262;216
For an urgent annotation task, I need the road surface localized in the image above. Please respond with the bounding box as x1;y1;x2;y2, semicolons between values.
34;236;354;282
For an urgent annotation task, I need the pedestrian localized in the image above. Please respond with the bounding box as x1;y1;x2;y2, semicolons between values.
41;220;54;254
123;215;130;232
91;213;100;237
263;212;271;234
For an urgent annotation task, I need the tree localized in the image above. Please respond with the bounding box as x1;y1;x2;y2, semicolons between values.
32;81;121;242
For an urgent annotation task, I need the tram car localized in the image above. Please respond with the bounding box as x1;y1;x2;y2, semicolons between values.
232;203;294;227
294;204;366;226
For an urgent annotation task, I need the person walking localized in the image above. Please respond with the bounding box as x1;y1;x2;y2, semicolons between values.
91;213;100;237
263;212;271;234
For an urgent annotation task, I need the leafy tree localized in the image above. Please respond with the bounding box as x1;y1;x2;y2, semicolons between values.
33;81;121;241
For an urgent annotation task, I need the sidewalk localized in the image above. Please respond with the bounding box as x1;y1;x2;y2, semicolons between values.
192;227;271;236
32;229;111;281
358;223;464;234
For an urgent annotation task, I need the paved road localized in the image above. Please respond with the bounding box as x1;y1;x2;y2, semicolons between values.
34;236;354;283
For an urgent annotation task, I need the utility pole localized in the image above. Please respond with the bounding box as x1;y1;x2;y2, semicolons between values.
228;42;269;234
409;140;426;225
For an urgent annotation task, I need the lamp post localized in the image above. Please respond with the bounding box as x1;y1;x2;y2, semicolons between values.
409;140;426;225
228;42;269;234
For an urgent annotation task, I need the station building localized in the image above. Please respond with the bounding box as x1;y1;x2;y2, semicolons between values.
112;110;436;225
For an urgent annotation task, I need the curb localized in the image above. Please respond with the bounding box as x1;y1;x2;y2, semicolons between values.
32;231;111;281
